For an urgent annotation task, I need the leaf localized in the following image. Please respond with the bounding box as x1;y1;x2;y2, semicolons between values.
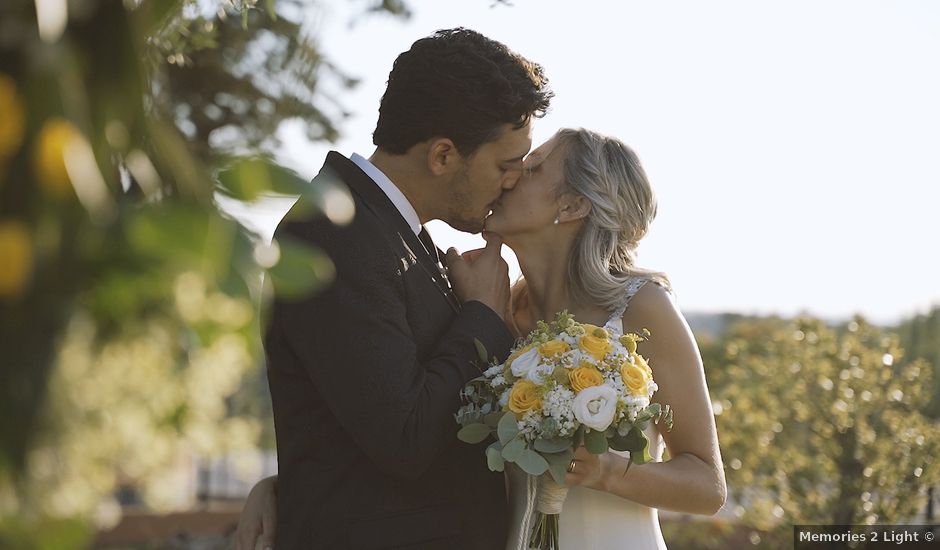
486;442;505;472
630;438;653;465
474;338;489;364
484;411;502;428
216;158;310;202
544;448;575;485
571;425;585;450
609;425;646;453
457;423;491;445
497;412;519;446
534;437;572;454
266;237;335;299
584;428;609;455
501;438;526;462
516;449;550;476
264;0;278;20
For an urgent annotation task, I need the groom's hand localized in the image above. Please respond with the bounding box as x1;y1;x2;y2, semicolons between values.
446;234;511;322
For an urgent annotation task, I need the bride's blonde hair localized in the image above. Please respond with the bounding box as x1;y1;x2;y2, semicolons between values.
513;128;669;315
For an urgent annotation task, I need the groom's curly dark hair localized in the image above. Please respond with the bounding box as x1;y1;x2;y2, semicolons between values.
373;28;552;155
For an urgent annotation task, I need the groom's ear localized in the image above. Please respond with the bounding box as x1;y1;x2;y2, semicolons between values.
427;138;460;176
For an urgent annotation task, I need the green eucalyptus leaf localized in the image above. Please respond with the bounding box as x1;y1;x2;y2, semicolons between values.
584;428;609;455
457;423;491;445
484;411;502;428
516;449;550;476
486;442;505;472
572;425;585;450
544;448;575;485
609;425;647;453
630;436;653;465
497;412;519;446
502;437;526;462
474;338;489;364
534;437;572;454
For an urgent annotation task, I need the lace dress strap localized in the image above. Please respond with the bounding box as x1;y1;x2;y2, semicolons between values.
605;277;652;329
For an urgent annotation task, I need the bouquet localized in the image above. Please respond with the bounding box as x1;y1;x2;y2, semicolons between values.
456;312;672;550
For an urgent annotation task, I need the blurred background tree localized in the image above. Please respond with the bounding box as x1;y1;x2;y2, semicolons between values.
0;0;405;545
897;306;940;419
703;316;940;546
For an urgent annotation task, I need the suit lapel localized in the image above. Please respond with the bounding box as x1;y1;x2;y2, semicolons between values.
323;152;461;312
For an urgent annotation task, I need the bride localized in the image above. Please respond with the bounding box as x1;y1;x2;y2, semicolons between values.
236;128;726;549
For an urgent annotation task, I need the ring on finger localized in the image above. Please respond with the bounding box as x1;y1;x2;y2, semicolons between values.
567;459;576;473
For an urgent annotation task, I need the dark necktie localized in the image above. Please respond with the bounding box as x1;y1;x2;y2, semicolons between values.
418;227;451;290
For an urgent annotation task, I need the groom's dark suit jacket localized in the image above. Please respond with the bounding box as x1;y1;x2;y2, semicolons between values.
265;152;513;549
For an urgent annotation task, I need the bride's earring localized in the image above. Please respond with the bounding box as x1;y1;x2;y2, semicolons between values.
553;216;560;225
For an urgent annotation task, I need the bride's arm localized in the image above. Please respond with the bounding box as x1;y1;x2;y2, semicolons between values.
566;283;727;515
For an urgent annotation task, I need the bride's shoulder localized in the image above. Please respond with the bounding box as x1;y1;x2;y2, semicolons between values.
626;279;674;313
620;276;682;331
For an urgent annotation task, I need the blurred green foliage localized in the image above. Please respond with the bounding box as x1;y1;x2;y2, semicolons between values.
0;0;403;543
897;307;940;418
702;315;940;540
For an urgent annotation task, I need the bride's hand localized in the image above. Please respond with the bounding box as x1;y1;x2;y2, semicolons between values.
565;446;615;491
235;475;278;550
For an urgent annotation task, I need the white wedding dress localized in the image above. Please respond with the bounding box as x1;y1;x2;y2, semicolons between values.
505;277;669;550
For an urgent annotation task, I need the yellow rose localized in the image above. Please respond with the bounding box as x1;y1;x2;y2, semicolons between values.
581;324;609;339
539;339;570;357
33;118;82;199
621;362;651;396
0;221;32;299
507;380;542;416
634;353;653;378
569;363;604;392
579;327;611;360
0;75;25;161
619;334;638;355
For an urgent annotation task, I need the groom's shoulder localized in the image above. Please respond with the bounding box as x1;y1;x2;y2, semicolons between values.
274;194;392;269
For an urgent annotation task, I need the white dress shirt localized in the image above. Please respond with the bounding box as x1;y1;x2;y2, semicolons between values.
350;153;421;236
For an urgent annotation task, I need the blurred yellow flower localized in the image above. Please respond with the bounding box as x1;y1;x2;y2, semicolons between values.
579;325;611;360
507;379;542;416
0;74;25;164
621;362;651;396
569;363;604;392
538;339;570;357
34;118;82;198
619;334;639;354
634;353;653;378
0;220;33;299
581;323;609;339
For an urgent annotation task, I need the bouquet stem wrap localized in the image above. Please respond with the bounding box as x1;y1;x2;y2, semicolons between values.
524;474;569;550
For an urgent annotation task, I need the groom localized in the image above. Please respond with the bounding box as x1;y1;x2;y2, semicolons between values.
264;29;552;549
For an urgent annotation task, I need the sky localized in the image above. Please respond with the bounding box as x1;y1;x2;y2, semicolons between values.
226;0;940;324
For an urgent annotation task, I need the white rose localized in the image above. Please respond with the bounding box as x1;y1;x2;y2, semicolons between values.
510;347;542;379
572;385;618;431
525;364;555;384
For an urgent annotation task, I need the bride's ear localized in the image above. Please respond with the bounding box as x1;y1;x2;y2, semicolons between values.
558;194;591;224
